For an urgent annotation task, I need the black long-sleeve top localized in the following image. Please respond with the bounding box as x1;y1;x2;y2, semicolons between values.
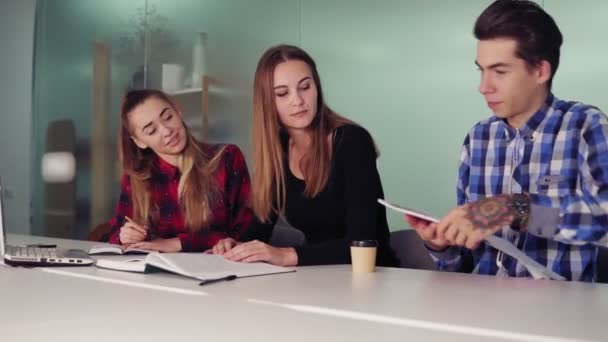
243;124;399;267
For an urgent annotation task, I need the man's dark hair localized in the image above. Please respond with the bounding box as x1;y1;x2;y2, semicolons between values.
474;0;563;89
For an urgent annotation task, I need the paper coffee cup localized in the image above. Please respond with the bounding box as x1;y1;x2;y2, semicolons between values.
350;240;378;273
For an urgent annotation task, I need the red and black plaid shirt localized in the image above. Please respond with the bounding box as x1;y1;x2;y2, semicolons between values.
106;144;253;252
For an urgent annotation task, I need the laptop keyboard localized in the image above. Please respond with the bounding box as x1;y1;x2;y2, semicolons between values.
12;246;58;258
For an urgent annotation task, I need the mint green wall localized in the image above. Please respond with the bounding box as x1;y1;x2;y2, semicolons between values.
546;0;608;111
300;0;608;231
300;1;492;230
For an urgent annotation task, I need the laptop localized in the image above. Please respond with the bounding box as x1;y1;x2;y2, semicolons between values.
0;179;93;266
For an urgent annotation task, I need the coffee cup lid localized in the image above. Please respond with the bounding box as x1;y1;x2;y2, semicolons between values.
350;240;378;247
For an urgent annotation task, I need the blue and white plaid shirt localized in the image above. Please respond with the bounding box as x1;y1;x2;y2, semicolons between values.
430;94;608;282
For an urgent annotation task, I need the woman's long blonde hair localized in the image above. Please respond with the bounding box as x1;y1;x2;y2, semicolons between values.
119;89;225;231
252;45;359;222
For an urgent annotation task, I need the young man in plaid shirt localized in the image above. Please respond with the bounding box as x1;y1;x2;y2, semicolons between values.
407;0;608;282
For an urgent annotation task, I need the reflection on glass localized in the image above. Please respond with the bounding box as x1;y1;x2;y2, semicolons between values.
32;0;300;240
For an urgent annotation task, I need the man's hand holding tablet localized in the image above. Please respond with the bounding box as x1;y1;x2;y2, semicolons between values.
378;199;449;251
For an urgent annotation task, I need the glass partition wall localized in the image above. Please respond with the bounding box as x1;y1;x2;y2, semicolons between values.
31;0;300;239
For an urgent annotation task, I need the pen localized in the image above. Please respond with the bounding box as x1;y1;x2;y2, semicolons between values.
125;216;155;240
198;275;237;286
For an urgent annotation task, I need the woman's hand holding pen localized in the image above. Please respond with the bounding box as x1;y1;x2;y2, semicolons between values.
119;216;148;244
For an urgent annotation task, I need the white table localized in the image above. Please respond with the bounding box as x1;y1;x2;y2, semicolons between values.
1;234;606;342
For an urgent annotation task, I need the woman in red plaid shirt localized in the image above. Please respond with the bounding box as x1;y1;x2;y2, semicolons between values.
104;89;253;252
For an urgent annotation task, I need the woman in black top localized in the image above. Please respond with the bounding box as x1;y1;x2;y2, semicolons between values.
212;44;398;267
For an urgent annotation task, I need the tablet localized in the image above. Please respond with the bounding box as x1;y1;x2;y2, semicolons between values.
377;199;439;223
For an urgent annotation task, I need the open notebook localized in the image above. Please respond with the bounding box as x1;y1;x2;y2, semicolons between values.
95;253;295;284
88;244;154;255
